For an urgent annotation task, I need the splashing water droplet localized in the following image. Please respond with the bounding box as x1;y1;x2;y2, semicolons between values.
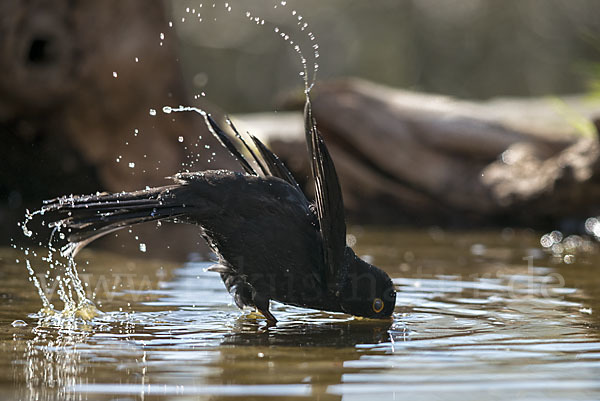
149;109;157;116
128;162;135;168
139;243;147;253
160;32;165;40
178;136;184;143
163;106;172;114
112;71;118;78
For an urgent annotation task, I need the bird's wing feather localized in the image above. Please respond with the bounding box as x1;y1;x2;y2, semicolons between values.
249;135;303;193
206;115;256;175
207;106;343;288
206;115;302;192
304;98;347;287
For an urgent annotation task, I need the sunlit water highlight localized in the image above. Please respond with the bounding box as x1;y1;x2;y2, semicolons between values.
17;208;102;321
2;229;599;400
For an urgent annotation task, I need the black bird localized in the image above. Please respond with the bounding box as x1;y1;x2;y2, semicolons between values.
40;99;396;322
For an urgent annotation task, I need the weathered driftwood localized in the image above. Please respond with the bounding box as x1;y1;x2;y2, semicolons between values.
240;79;600;226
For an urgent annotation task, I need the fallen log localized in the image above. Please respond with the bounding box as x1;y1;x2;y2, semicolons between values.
240;79;600;227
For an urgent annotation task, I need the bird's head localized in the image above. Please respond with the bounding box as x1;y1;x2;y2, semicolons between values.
337;248;396;319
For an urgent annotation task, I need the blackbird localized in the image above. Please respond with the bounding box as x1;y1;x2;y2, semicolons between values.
41;98;396;322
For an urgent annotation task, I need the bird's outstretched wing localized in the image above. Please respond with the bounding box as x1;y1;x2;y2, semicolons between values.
248;135;303;193
206;115;301;192
304;98;347;288
208;103;347;288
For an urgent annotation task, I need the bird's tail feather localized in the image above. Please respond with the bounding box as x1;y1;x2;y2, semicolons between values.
41;184;187;257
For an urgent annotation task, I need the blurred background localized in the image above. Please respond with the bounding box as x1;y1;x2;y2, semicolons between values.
170;0;600;112
2;0;600;255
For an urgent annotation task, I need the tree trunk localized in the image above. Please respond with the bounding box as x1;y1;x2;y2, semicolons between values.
0;0;233;257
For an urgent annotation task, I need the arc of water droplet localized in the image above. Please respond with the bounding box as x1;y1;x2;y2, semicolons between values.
163;105;206;117
244;3;320;95
21;209;54;311
289;5;320;93
25;259;52;310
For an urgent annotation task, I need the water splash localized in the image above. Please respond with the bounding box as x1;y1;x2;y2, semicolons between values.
20;208;102;323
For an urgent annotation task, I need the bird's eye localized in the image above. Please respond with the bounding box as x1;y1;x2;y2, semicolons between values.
372;298;384;313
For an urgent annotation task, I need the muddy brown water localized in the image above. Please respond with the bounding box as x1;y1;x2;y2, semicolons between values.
1;228;599;400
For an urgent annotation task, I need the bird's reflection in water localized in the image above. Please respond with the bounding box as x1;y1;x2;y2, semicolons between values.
224;314;393;347
209;316;394;401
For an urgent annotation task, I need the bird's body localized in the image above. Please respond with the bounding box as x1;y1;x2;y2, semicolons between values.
167;170;342;319
41;100;396;322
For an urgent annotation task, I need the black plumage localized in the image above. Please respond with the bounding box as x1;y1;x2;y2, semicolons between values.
41;98;396;322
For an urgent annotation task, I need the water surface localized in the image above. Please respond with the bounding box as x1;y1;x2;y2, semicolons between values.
1;228;599;400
